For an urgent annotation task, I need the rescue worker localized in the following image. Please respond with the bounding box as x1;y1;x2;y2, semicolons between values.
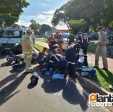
48;34;58;51
30;31;35;45
94;26;108;71
77;31;83;46
21;29;33;73
77;31;89;55
67;31;76;45
65;43;79;79
49;48;68;74
54;32;63;54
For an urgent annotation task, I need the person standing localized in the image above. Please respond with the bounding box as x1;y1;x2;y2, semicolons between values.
54;32;63;54
30;31;35;45
67;31;76;45
65;44;78;79
77;31;89;55
21;29;33;73
94;26;108;71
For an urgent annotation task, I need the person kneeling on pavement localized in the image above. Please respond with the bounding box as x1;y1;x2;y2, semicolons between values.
48;48;68;75
35;47;47;65
65;42;80;79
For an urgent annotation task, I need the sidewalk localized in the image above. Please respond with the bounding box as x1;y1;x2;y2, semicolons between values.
87;53;113;73
35;41;113;72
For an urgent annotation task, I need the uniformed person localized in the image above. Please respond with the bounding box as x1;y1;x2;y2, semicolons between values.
65;43;79;79
94;26;108;71
21;29;33;73
30;31;35;45
67;31;76;45
54;32;63;54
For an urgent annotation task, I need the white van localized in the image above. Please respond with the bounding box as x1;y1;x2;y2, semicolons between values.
0;27;25;53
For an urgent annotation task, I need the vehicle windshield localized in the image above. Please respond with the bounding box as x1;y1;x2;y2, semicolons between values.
1;30;23;38
60;33;69;38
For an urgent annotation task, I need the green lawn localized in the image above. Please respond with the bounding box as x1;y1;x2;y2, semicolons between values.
88;65;113;92
88;42;113;53
34;43;50;53
35;38;47;43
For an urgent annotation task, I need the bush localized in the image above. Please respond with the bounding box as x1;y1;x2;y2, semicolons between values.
88;42;97;53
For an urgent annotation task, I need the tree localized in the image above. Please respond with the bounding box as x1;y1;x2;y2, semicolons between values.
0;0;29;17
69;19;87;33
0;0;29;26
29;22;41;35
52;0;113;32
40;24;52;33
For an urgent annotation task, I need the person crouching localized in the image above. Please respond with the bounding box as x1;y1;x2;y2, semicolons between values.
65;43;79;79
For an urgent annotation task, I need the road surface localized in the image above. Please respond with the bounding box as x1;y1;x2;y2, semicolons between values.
0;53;110;112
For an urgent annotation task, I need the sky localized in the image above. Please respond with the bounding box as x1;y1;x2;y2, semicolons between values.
17;0;69;27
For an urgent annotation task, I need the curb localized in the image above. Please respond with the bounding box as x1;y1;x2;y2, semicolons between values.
33;46;40;51
76;72;111;95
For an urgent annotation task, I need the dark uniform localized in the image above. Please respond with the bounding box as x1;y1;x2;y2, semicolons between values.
65;45;77;78
67;35;75;45
77;34;88;55
49;53;68;73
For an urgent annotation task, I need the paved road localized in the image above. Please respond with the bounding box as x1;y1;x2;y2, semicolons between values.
0;53;110;112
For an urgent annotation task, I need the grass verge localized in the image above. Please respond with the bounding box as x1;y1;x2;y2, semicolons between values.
35;38;47;43
88;64;113;92
34;43;50;54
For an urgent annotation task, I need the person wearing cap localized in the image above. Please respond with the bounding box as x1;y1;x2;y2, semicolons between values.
94;26;108;71
21;29;33;73
67;31;76;45
54;32;63;54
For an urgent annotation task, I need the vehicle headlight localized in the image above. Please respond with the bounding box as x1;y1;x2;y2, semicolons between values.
15;43;19;46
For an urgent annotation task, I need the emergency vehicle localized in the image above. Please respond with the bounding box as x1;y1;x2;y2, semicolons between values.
0;26;25;53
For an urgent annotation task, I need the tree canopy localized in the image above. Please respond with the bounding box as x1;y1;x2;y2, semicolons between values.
40;24;52;33
29;20;41;35
52;0;113;32
0;0;29;26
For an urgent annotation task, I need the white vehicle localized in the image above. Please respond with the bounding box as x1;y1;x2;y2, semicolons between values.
0;27;25;53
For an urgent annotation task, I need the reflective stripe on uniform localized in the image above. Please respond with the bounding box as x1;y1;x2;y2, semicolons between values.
49;60;53;63
52;54;60;62
23;52;31;54
68;61;75;64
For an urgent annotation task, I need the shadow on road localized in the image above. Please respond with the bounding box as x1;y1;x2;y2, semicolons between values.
62;79;88;111
0;72;27;106
41;79;66;93
0;54;6;59
27;82;38;89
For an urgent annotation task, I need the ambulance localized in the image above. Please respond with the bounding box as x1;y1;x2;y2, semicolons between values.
0;26;25;53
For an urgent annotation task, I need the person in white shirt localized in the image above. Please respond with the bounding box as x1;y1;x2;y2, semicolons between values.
30;31;35;44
